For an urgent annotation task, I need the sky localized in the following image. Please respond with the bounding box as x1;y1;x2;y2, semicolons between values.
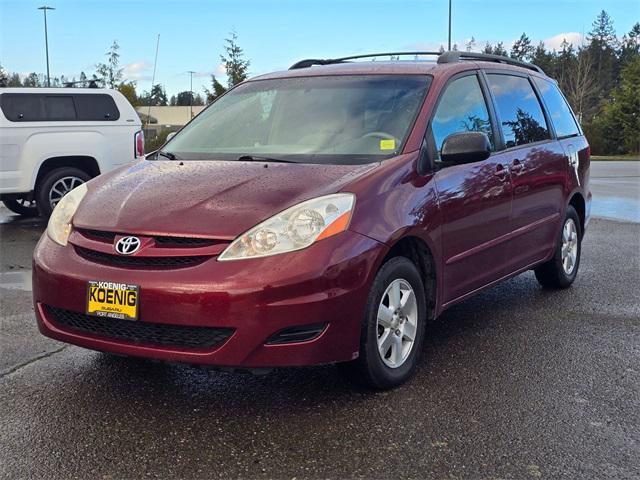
1;0;638;97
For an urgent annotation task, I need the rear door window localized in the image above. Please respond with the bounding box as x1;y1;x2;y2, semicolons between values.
431;74;494;157
74;94;120;121
532;77;580;138
486;74;550;148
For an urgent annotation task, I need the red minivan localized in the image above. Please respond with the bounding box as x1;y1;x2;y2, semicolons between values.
33;51;591;389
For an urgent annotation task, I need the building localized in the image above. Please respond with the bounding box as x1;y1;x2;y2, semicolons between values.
136;105;206;138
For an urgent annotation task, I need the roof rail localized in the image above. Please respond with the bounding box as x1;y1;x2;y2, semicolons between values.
289;50;544;74
437;51;544;73
289;51;441;70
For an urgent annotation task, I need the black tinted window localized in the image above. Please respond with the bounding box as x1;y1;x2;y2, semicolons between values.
533;77;580;138
431;75;493;156
0;93;119;122
487;74;550;148
0;94;45;121
74;94;119;121
45;96;76;120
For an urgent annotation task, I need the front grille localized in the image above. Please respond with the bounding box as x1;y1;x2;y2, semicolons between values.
46;306;234;350
77;228;218;248
75;246;207;268
154;236;217;248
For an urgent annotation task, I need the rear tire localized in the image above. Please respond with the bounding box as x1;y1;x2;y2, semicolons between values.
2;198;39;217
36;167;91;217
534;205;582;289
343;256;427;390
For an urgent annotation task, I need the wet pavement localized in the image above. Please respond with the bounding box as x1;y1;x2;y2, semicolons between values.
1;162;639;479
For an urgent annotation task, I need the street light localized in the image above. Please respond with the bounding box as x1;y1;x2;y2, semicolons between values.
448;0;452;51
38;6;55;87
187;70;195;118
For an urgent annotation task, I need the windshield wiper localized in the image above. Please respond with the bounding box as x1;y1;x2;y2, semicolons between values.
237;155;295;163
158;150;177;160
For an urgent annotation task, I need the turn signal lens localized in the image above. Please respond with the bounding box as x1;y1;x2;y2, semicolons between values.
219;193;355;261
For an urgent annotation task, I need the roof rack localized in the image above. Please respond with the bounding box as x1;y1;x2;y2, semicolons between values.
289;51;441;70
437;51;544;73
289;50;544;74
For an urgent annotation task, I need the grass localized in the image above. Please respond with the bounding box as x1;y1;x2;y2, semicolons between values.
591;155;640;161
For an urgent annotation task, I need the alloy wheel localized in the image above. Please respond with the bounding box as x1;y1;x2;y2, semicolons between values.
376;278;418;369
561;218;578;275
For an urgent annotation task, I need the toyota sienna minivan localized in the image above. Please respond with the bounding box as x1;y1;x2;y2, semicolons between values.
33;51;591;389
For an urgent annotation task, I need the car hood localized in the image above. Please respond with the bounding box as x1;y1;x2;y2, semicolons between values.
73;159;377;239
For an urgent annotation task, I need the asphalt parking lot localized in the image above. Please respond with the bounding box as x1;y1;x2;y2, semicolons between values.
1;162;639;479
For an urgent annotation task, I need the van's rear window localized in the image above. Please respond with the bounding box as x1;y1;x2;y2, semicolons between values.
0;93;120;122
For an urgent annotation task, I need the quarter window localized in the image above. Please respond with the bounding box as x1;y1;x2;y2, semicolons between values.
431;75;494;157
532;77;580;138
486;74;550;148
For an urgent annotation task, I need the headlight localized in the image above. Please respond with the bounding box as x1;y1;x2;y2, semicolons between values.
46;183;88;246
219;193;355;261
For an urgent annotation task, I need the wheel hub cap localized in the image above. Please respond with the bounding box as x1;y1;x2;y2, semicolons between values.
49;176;85;209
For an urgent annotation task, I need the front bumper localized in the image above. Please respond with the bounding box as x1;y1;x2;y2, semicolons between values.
33;230;385;367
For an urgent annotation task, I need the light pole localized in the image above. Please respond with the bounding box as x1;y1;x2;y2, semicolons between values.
447;0;452;51
38;6;55;87
187;70;195;118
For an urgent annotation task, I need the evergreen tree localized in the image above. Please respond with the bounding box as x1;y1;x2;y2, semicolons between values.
221;31;249;87
79;71;87;87
0;65;8;87
149;84;168;106
205;75;227;103
483;42;493;54
511;33;535;61
493;42;508;56
96;40;124;88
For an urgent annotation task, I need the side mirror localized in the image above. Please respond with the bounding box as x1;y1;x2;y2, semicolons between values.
440;132;491;165
166;132;177;142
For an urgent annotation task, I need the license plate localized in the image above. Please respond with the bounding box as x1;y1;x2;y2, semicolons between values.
86;281;139;321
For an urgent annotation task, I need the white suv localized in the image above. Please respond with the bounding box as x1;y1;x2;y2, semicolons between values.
0;88;144;217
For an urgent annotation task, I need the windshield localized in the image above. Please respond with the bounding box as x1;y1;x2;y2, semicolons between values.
165;75;431;164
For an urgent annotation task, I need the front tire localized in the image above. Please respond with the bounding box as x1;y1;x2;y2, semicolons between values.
2;197;39;217
345;256;427;390
36;167;91;217
534;205;582;289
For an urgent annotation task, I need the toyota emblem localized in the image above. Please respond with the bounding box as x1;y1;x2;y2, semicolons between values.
115;236;141;255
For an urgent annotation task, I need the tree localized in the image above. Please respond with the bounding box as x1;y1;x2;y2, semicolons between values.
493;42;508;57
176;90;195;106
221;31;250;87
96;40;124;88
205;75;227;103
531;41;555;74
149;84;168;106
117;81;139;106
465;36;476;52
79;71;87;87
169;95;177;106
193;93;205;106
598;58;640;153
587;10;618;110
511;33;534;61
483;42;493;54
562;48;597;121
0;65;8;87
620;22;640;66
23;73;42;87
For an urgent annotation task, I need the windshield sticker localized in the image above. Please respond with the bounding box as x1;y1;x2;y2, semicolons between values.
379;139;396;151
